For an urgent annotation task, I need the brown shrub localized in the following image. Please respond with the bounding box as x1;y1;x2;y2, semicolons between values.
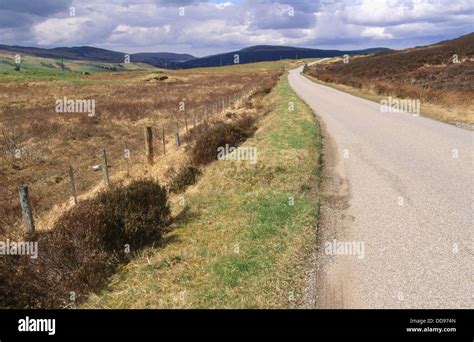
188;114;257;165
0;179;171;308
168;165;201;194
97;180;172;250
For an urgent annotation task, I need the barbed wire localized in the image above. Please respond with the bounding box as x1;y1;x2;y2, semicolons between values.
1;82;270;230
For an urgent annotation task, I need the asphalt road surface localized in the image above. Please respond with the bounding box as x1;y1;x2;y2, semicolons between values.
289;64;473;309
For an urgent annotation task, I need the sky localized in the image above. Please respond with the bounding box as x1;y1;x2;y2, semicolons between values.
0;0;473;57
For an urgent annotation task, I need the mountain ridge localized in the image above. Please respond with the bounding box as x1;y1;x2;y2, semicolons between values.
0;43;391;69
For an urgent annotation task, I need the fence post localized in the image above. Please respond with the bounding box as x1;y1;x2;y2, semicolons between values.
124;142;130;177
192;111;196;128
67;165;77;206
144;126;154;165
162;126;166;156
175;121;180;147
18;185;35;237
99;148;110;186
184;111;189;134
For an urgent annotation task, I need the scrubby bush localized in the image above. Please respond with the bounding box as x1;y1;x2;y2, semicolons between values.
97;180;171;250
168;165;201;194
188;114;257;165
0;179;171;308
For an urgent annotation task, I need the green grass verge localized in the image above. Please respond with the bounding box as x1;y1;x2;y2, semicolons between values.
82;72;322;308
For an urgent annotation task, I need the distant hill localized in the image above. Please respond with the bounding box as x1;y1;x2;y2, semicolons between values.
131;52;195;67
0;44;196;68
0;43;390;70
177;45;390;69
304;33;474;125
305;32;474;92
0;44;388;70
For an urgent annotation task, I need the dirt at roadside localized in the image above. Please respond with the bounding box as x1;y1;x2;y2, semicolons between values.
300;120;361;309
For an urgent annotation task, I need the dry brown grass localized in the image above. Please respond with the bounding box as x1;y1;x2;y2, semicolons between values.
0;63;283;236
82;72;322;308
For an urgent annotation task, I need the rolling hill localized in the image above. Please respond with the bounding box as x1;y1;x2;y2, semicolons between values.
0;44;195;68
0;43;389;70
304;32;474;125
177;45;390;69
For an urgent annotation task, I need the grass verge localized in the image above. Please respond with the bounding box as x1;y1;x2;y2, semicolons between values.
83;71;322;308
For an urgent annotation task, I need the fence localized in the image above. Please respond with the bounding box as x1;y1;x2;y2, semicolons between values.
8;85;260;236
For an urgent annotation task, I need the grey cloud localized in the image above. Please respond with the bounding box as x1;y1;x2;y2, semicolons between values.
0;10;33;28
0;0;71;16
0;0;472;54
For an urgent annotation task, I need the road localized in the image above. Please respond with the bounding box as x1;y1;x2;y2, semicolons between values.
288;64;473;308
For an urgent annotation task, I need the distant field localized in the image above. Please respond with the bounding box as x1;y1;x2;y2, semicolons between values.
0;50;158;81
305;33;474;125
0;61;283;235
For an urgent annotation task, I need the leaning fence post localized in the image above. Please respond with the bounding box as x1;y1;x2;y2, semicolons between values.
18;185;35;237
67;165;77;206
99;148;110;186
175;121;180;147
162;127;166;155
144;126;154;165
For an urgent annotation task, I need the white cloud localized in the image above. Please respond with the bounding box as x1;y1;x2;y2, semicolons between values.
1;0;471;55
33;14;115;45
361;27;393;39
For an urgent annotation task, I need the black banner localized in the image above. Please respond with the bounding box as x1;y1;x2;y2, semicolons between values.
0;309;472;338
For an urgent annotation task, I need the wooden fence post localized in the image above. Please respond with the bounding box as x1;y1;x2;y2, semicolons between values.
184;111;189;134
99;148;110;186
144;126;154;165
162;127;166;156
124;142;130;177
18;185;35;237
67;165;77;206
175;121;180;147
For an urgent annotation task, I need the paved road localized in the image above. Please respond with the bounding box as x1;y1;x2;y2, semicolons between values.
289;64;473;308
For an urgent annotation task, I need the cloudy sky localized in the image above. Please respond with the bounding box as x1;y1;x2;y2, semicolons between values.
0;0;473;56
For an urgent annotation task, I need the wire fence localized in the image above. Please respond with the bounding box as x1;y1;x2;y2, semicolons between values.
3;84;263;237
